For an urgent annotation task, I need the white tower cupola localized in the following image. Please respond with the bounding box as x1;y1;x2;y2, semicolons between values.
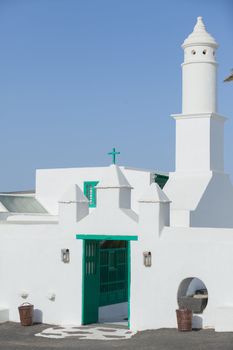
182;16;218;114
164;17;233;229
171;16;226;173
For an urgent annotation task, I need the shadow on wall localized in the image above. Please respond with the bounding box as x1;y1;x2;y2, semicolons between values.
33;309;43;324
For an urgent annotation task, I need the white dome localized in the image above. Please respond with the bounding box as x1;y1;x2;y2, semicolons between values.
182;17;218;48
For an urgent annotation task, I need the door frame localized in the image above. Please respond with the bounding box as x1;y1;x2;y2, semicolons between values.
76;234;138;328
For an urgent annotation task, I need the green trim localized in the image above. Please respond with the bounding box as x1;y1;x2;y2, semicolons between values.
81;240;85;325
128;241;131;329
80;235;136;329
83;181;99;208
82;240;100;324
76;234;138;241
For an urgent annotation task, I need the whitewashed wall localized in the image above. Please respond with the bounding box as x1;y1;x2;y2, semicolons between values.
1;200;233;331
0;221;83;325
131;224;233;331
165;172;233;228
35;166;155;214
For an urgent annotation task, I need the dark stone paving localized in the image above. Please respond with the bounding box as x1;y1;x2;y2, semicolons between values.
1;322;233;350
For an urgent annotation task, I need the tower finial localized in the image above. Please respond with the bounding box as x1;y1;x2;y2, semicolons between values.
194;16;206;32
182;16;218;48
108;147;120;165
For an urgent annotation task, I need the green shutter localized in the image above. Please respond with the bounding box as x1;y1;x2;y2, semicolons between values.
154;174;169;189
84;181;99;208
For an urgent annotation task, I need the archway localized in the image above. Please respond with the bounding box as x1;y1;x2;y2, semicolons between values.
177;277;208;314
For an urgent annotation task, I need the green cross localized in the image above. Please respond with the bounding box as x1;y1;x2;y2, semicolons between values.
108;147;120;164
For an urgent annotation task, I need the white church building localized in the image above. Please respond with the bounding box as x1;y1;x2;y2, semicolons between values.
0;16;233;332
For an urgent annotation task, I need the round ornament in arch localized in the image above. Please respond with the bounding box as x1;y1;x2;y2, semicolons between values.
177;277;208;314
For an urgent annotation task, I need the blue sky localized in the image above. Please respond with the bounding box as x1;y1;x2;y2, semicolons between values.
0;0;232;191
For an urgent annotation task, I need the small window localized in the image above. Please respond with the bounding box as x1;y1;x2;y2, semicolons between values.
203;49;207;55
191;49;196;55
84;181;99;208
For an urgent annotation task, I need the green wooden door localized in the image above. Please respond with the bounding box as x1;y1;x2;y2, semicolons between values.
99;241;128;307
82;240;100;324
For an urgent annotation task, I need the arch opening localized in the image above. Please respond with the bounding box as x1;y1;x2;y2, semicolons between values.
177;277;208;314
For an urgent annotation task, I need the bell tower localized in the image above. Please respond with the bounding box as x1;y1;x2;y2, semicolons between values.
172;16;226;173
164;17;233;228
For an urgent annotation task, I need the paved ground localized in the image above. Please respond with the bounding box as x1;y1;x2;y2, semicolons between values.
1;322;233;350
35;322;135;340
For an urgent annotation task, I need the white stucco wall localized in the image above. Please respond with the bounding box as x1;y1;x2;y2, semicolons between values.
0;221;83;325
35;166;157;215
1;193;233;332
130;224;233;331
165;172;233;228
174;114;225;173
